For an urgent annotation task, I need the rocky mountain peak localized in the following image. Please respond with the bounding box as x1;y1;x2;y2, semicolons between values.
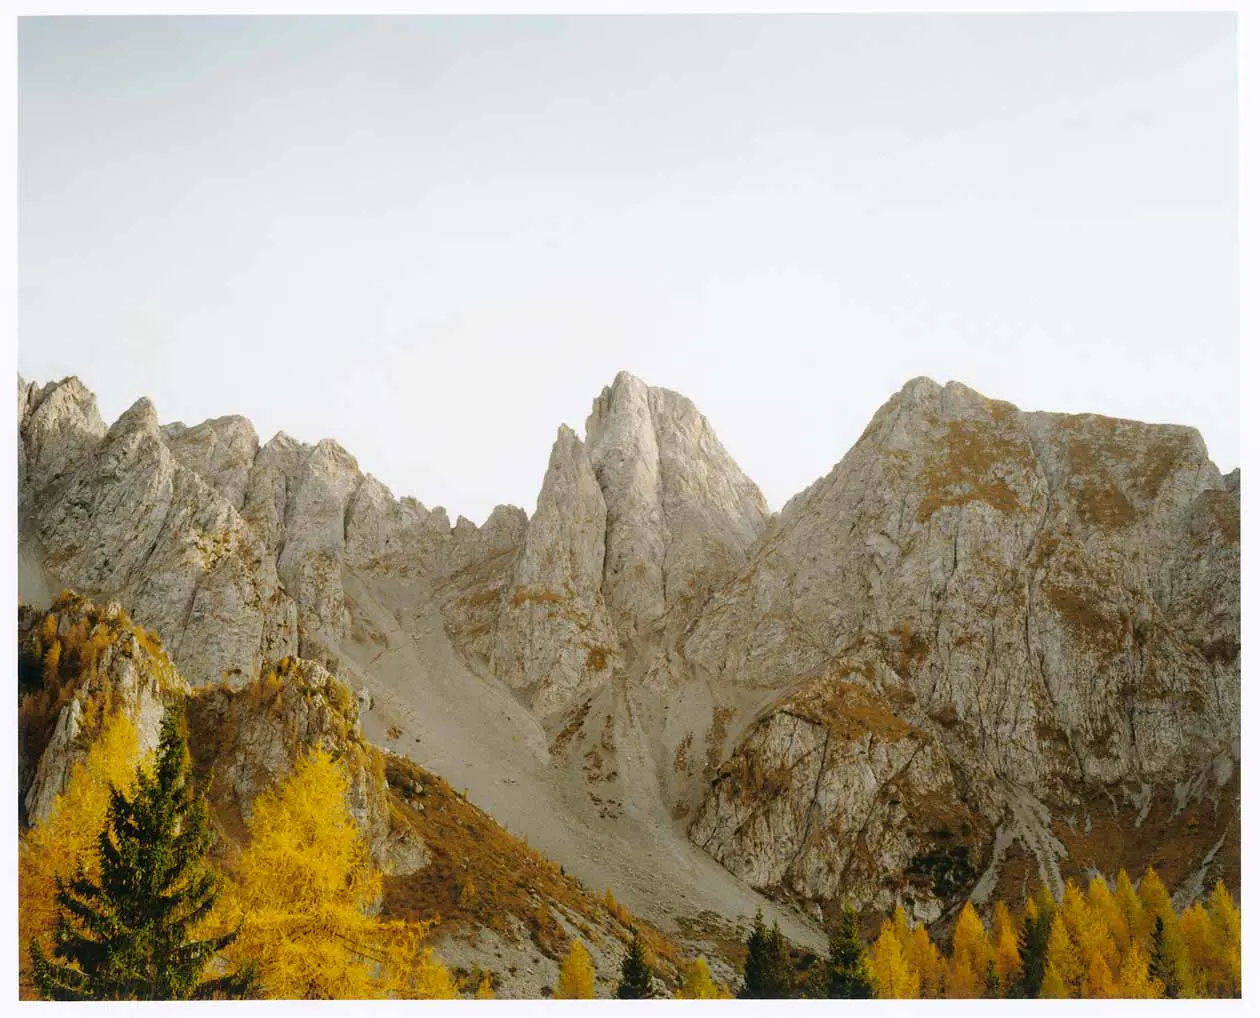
583;371;768;638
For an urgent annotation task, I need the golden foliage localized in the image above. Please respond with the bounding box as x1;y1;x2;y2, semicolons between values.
556;940;595;999
1044;914;1083;995
991;900;1022;994
218;747;453;999
1116;941;1163;998
871;920;919;999
864;870;1239;1000
18;712;143;997
945;901;990;998
676;956;729;999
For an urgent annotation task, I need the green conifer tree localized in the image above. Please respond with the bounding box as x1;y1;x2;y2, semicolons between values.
739;910;793;999
1016;908;1053;999
1148;916;1178;999
827;907;874;998
616;928;654;999
31;712;255;1001
983;959;1001;998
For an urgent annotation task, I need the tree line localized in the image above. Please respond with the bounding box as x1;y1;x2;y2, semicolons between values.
731;868;1241;999
19;704;1241;1000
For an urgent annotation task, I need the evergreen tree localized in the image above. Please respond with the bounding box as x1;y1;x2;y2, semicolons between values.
30;711;255;1001
983;959;1000;998
616;929;654;999
1016;906;1053;998
826;907;874;998
738;910;793;999
1149;916;1178;998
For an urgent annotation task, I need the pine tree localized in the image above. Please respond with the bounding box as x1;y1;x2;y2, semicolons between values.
738;910;793;999
826;907;874;998
617;929;654;999
1016;904;1053;998
1148;916;1178;998
557;940;596;999
30;711;254;1001
19;711;142;997
983;960;1000;998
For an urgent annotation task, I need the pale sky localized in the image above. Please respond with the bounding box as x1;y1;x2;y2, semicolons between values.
19;14;1238;524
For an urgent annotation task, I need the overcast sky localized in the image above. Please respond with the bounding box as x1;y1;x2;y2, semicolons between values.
19;14;1238;523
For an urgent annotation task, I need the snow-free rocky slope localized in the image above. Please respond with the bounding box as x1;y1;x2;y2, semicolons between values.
17;370;1239;944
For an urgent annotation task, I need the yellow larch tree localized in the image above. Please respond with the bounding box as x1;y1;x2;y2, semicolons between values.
870;920;919;999
1205;882;1241;997
676;956;727;999
1041;962;1070;999
475;973;496;999
18;711;142;996
1058;880;1089;946
377;921;459;1000
1179;901;1217;998
219;747;453;999
991;901;1022;995
945;901;990;998
907;924;946;998
556;939;596;999
1044;914;1083;997
1113;870;1143;949
1139;867;1193;998
1116;940;1162;998
1075;884;1120;999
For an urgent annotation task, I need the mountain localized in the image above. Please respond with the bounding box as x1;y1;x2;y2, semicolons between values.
17;370;1239;955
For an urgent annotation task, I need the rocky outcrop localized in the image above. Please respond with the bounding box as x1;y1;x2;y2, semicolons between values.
490;427;619;718
18;592;190;825
186;655;427;875
690;670;988;923
26;396;294;685
685;378;1239;913
585;371;768;638
18;375;107;507
162;415;259;511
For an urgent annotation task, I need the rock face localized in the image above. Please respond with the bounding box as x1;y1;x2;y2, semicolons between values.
18;592;190;826
491;426;619;718
689;670;988;924
186;655;427;876
24;396;294;686
162;415;260;511
18;375;108;506
682;379;1239;913
17;370;1239;936
585;372;769;638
